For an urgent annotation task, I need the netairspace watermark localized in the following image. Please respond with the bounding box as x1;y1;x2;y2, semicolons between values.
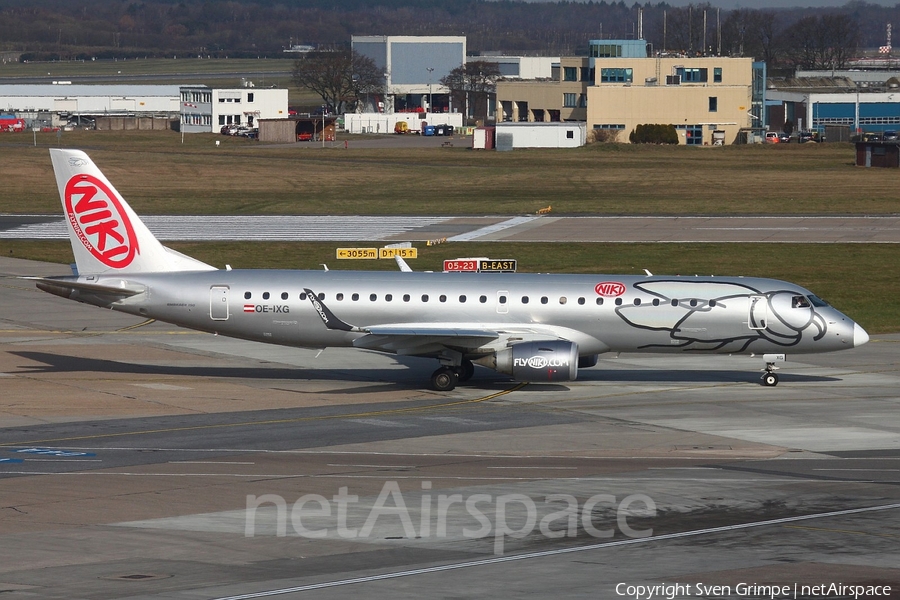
615;582;893;600
244;480;656;555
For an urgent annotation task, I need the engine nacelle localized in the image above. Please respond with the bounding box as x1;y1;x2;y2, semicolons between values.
482;340;579;382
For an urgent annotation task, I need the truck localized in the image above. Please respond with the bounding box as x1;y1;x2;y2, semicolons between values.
0;114;26;133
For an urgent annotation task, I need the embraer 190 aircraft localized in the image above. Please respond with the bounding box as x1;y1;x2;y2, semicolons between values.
28;149;869;391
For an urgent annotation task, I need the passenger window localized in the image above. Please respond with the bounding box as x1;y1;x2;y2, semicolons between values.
244;292;251;299
634;298;641;306
690;299;698;307
336;293;344;301
596;298;604;305
386;294;393;302
403;294;411;302
652;298;659;306
370;294;377;301
578;297;585;305
709;299;717;307
522;296;529;304
262;292;270;300
281;292;288;300
299;292;307;300
671;299;678;306
615;298;623;306
499;295;507;303
480;295;487;303
459;295;466;303
439;295;447;302
317;293;324;301
352;293;359;301
559;297;567;304
422;294;429;302
541;297;548;304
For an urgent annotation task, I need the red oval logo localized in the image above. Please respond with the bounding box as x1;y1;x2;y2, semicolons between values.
595;281;626;297
64;174;139;269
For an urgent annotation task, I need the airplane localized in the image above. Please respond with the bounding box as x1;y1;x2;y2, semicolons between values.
27;149;869;392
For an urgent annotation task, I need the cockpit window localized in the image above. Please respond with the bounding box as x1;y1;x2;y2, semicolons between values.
791;295;811;309
807;294;829;307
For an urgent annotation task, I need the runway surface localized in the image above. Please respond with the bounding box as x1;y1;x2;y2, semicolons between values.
2;214;900;243
1;256;898;599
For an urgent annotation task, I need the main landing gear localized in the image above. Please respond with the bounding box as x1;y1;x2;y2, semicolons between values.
430;360;475;391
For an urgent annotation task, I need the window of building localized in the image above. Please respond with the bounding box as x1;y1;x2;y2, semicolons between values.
578;94;587;108
713;67;722;83
566;130;574;139
709;96;718;112
594;124;625;130
247;93;254;103
600;68;633;83
676;67;708;83
563;93;577;108
591;44;623;58
564;67;578;81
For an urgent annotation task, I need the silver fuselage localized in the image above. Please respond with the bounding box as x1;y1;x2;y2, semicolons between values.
61;270;861;358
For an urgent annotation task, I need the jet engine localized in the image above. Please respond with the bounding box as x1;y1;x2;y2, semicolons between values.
479;340;579;382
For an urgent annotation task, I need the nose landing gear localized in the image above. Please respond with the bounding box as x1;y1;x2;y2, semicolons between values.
760;353;785;387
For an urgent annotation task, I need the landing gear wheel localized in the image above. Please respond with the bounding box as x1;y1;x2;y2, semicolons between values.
454;360;475;383
431;367;459;391
762;372;779;387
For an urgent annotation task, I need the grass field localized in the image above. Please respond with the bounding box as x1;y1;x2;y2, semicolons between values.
2;130;899;215
2;131;896;332
2;240;897;334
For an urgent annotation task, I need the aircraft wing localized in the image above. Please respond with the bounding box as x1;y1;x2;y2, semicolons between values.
303;287;503;355
352;326;500;355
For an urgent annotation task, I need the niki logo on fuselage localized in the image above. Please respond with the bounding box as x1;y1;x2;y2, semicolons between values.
64;174;139;268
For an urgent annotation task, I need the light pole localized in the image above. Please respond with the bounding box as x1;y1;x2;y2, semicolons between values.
426;67;434;114
321;105;326;148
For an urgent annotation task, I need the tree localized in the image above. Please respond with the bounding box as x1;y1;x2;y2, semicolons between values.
291;49;383;114
440;60;502;124
783;13;860;70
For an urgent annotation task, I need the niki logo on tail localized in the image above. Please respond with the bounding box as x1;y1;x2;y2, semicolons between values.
64;173;139;268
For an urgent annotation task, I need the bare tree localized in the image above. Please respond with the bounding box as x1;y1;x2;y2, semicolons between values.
291;49;383;114
440;60;501;124
784;13;859;70
722;9;782;65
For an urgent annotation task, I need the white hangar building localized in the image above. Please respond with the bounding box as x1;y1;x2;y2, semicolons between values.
0;84;181;127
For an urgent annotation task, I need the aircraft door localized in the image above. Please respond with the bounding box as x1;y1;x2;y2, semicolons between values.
748;295;768;330
210;286;230;321
496;290;509;314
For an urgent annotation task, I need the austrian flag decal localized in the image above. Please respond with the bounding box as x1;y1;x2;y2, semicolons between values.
243;304;255;313
64;175;139;268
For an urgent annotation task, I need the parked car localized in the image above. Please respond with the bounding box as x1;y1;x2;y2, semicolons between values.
883;130;898;141
777;132;791;143
765;132;780;143
797;131;819;143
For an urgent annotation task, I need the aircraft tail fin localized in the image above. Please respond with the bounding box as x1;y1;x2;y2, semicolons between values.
49;149;215;275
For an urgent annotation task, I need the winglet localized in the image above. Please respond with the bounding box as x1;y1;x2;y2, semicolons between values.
303;288;360;332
